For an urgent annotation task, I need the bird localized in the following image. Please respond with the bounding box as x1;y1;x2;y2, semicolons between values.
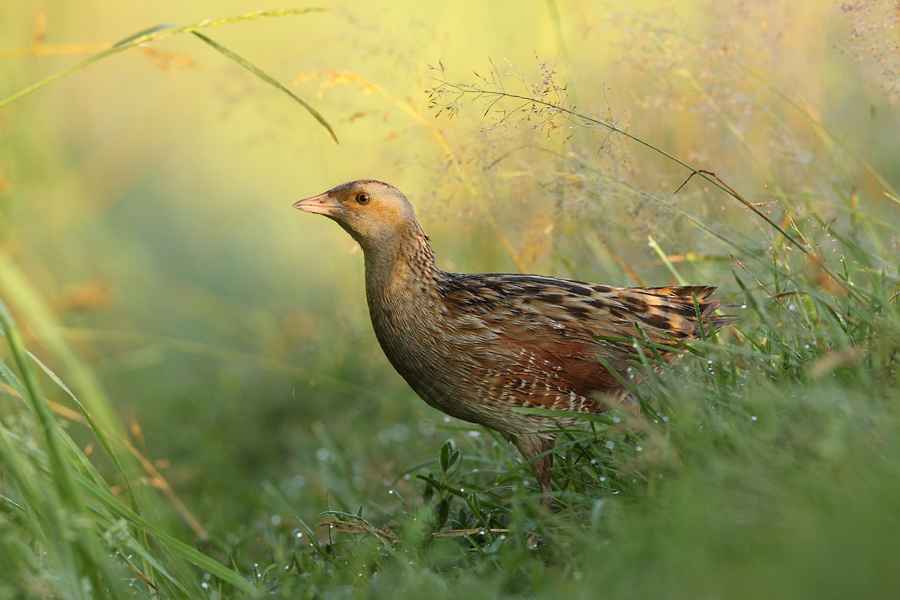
294;180;729;507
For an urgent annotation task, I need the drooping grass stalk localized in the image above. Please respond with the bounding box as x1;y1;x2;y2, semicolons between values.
0;8;338;143
430;74;884;311
430;79;809;250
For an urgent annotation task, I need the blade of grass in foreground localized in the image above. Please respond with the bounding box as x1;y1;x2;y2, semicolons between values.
0;296;81;514
0;293;256;596
0;298;133;597
0;8;338;143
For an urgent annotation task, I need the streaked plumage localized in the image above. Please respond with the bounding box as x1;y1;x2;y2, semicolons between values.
294;180;729;505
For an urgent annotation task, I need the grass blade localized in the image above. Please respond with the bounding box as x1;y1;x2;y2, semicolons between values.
191;31;338;143
0;9;337;142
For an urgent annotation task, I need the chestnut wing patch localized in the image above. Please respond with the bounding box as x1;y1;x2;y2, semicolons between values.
436;272;728;412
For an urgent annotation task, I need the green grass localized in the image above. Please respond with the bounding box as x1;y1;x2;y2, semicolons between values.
1;2;900;598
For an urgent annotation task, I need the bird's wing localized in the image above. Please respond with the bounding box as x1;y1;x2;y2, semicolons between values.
437;273;725;410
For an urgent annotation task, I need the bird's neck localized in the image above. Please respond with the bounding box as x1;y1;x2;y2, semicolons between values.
361;222;446;402
362;222;438;305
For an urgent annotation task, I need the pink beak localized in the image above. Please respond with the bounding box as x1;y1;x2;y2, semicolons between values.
293;193;341;216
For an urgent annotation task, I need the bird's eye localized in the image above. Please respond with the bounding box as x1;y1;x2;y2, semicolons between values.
356;193;370;205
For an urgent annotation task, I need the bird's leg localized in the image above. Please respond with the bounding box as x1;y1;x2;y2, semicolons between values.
512;433;558;510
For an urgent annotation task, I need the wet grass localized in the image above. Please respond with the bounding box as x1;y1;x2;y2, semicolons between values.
1;2;899;598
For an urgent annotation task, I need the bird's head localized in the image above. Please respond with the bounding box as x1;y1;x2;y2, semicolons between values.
294;180;421;251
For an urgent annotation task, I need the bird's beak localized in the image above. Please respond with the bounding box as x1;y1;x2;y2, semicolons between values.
293;193;341;216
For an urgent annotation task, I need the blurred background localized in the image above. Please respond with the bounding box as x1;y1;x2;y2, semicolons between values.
1;0;898;543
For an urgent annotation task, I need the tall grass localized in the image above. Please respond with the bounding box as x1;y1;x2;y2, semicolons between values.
0;287;257;596
1;1;899;598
